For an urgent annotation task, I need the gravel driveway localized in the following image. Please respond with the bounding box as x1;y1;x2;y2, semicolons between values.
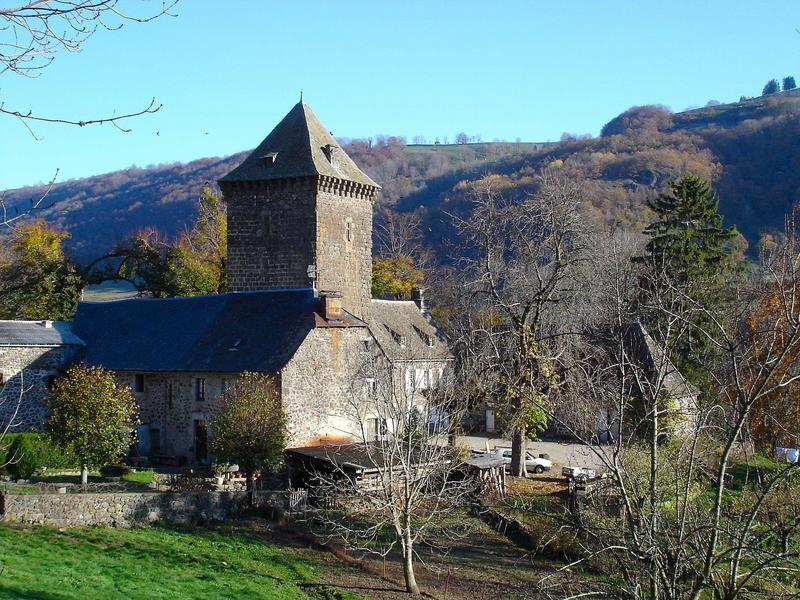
457;434;608;469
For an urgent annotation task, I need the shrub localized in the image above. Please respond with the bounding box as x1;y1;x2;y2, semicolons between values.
99;464;131;478
0;433;80;479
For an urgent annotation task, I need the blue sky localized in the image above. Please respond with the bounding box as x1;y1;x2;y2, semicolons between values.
2;0;799;189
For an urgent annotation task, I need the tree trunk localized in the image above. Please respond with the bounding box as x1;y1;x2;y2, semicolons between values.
247;472;255;506
402;530;420;596
80;463;88;487
510;426;528;477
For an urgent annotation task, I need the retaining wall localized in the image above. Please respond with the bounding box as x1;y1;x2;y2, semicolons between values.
0;491;282;527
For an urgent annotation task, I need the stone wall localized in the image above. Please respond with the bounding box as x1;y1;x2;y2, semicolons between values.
281;327;372;447
0;345;82;432
223;177;376;321
0;491;254;527
119;371;235;463
224;178;317;293
0;490;301;527
315;180;374;321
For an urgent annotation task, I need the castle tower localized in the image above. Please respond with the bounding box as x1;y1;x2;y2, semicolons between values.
218;102;380;320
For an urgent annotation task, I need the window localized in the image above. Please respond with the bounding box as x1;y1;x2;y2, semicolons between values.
361;339;372;353
365;378;377;396
149;427;161;455
134;374;144;393
366;417;388;441
166;383;174;409
414;368;430;390
346;220;353;242
195;378;206;402
387;326;407;348
404;368;414;392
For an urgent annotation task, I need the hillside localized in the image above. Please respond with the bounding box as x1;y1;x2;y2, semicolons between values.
4;91;800;262
2;141;547;262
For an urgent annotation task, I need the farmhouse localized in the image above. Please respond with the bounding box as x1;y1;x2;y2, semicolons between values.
0;320;84;432
0;101;452;464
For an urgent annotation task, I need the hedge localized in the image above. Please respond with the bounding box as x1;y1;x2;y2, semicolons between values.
0;433;80;479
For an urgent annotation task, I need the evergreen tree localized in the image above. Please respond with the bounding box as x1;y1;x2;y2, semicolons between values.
762;79;780;95
783;76;796;91
635;175;737;378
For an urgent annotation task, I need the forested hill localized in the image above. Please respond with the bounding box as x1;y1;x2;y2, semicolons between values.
5;89;800;262
1;141;548;261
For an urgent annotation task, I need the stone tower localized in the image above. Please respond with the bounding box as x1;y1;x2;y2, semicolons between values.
218;102;380;320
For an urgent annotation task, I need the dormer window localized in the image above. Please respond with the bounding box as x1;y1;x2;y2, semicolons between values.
387;326;408;348
414;326;434;347
261;152;278;166
323;144;340;168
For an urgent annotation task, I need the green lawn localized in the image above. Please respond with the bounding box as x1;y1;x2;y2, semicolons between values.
0;524;361;599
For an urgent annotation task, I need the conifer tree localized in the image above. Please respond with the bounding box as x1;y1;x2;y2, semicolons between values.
635;175;737;378
783;76;796;91
762;79;780;95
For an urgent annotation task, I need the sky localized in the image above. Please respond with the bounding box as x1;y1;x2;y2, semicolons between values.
2;0;799;190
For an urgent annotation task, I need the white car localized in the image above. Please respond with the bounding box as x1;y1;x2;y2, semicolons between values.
494;447;552;474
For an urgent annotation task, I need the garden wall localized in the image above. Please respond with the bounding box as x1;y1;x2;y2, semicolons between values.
0;491;281;527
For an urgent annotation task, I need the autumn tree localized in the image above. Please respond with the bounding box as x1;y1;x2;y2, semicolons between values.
47;365;138;485
452;169;589;476
209;372;286;493
166;186;227;295
89;187;226;297
371;255;424;299
0;220;82;319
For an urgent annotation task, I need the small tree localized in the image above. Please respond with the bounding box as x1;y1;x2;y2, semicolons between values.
47;365;138;485
210;372;286;493
762;78;780;95
315;356;472;596
783;76;797;91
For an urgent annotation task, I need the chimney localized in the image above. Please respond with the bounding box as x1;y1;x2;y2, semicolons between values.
320;290;343;322
411;288;425;312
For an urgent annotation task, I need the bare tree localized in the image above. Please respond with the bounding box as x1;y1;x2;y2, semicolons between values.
0;1;178;227
529;222;800;599
451;169;589;476
309;352;473;596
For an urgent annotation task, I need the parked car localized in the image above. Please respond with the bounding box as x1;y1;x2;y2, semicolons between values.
493;447;552;474
561;465;597;481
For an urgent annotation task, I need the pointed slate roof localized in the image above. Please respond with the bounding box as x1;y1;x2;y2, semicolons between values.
219;102;380;188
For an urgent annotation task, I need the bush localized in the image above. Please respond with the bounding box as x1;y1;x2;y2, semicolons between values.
99;464;131;478
0;433;79;479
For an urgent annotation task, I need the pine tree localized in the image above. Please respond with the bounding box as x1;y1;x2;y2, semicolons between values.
783;76;797;91
635;175;737;379
762;79;780;95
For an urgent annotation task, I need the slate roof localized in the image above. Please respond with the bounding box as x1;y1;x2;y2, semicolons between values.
0;320;84;347
71;289;352;373
621;322;699;399
219;102;380;188
368;300;452;362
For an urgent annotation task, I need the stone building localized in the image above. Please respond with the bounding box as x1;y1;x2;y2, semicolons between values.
63;100;452;464
0;321;84;432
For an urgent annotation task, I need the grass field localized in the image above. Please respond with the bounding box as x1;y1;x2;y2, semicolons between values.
0;523;362;600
